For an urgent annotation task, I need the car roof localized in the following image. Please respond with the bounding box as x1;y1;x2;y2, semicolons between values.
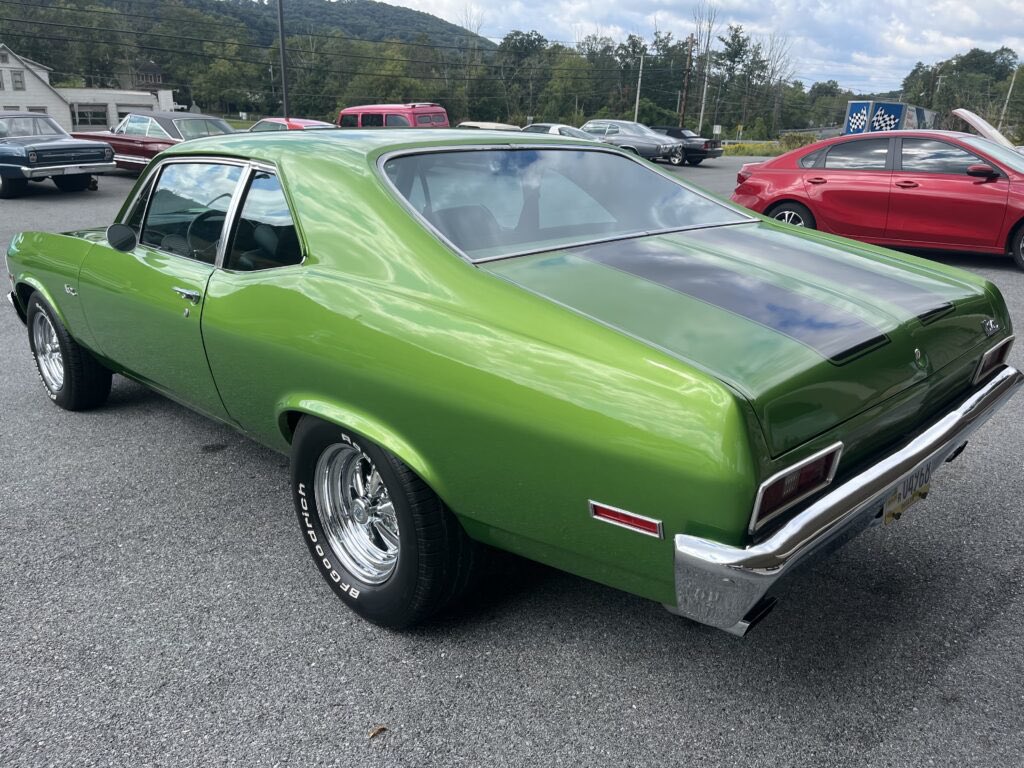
339;103;443;111
820;129;976;143
126;109;224;121
161;128;602;167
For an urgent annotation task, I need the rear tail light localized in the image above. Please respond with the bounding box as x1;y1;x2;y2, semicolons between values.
737;167;753;185
750;443;843;533
703;141;710;150
972;335;1014;384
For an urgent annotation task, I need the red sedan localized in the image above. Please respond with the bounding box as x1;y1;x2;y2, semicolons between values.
731;130;1024;271
248;117;334;132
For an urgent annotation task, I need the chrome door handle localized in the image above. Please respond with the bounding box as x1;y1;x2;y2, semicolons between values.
172;287;201;304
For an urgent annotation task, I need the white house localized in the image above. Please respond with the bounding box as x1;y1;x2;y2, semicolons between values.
0;43;175;131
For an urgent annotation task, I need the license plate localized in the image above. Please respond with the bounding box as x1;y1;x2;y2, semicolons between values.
883;461;934;524
62;166;84;175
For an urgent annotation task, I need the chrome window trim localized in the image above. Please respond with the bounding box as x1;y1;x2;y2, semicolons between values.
120;156;251;265
749;441;844;534
972;335;1015;385
376;143;755;266
218;161;308;272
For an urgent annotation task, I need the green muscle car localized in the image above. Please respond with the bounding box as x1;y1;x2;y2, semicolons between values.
5;130;1022;636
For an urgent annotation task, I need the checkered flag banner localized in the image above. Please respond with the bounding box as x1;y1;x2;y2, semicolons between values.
847;107;868;132
871;108;900;131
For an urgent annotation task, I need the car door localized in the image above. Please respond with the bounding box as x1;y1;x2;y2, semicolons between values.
803;137;892;238
77;159;245;420
885;137;1009;248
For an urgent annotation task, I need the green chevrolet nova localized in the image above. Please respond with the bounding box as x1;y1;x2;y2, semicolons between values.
5;130;1022;635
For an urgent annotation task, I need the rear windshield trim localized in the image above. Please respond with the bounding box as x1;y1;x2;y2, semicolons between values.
376;144;754;265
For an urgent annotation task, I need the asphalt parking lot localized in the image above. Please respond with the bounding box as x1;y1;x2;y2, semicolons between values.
2;158;1023;767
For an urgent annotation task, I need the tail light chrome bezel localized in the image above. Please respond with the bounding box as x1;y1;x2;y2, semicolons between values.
972;335;1014;385
749;442;844;534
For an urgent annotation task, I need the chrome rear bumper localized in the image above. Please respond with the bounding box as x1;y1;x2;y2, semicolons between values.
667;365;1024;636
17;161;116;179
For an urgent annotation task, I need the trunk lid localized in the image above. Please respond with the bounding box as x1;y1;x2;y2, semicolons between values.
484;222;1001;457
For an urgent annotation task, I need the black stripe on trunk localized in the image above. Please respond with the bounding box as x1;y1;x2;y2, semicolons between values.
578;240;888;363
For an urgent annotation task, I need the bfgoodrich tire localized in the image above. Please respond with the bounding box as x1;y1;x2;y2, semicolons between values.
26;293;112;410
291;417;479;628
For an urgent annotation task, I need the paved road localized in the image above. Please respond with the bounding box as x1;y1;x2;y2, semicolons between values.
2;160;1023;767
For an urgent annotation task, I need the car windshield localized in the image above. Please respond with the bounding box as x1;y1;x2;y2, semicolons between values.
383;148;746;261
173;117;234;140
0;115;67;138
961;136;1024;173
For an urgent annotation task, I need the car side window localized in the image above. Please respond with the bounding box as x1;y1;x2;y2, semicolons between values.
824;139;889;170
386;114;411;127
605;125;619;136
225;171;302;271
799;149;824;168
416;114;433;125
124;115;150;136
140;162;242;263
362;113;384;127
339;114;358;127
251;121;281;132
146;120;171;139
900;139;985;175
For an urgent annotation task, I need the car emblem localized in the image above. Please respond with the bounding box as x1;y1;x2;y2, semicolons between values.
982;318;1000;337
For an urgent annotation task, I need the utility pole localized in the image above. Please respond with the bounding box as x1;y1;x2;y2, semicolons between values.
633;52;644;122
277;0;289;117
696;37;712;134
997;65;1018;132
679;34;694;128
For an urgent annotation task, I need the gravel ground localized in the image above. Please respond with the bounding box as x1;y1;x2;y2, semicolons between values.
1;160;1023;767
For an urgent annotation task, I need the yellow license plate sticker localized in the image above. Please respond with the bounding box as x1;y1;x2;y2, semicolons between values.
883;462;934;524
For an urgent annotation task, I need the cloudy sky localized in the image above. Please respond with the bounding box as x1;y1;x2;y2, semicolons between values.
388;0;1024;92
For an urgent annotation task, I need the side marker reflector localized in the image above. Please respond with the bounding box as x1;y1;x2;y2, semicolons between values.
590;501;663;539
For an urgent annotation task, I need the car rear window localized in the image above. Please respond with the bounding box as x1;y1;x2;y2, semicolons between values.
824;139;889;170
383;148;746;261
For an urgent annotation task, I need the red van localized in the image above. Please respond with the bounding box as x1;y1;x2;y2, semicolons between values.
336;103;449;128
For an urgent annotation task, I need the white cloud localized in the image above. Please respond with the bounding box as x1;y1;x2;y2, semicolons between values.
385;0;1024;91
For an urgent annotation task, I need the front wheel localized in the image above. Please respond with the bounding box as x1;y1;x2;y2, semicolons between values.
768;201;816;229
25;293;112;410
669;151;684;166
1010;225;1024;271
291;417;479;628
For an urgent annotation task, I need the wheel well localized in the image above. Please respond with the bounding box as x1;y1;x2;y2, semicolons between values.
281;410;304;443
12;283;34;322
763;199;806;216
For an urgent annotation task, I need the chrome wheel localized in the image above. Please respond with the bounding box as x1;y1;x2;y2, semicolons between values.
32;310;64;392
314;443;400;585
774;210;805;226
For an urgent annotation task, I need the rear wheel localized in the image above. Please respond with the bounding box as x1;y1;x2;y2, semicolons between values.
685;157;703;166
291;417;480;628
1011;225;1024;271
768;201;816;229
26;293;111;410
0;175;28;199
53;174;92;193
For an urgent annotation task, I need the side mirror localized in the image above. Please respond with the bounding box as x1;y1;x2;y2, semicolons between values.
106;223;137;252
966;164;999;179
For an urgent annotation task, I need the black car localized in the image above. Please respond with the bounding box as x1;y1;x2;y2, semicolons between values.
580;119;685;164
648;125;723;165
0;112;115;198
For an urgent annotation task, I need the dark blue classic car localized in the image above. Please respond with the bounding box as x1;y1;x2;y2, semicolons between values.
0;112;116;198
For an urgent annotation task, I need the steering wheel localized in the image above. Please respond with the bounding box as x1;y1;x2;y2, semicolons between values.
186;209;226;263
